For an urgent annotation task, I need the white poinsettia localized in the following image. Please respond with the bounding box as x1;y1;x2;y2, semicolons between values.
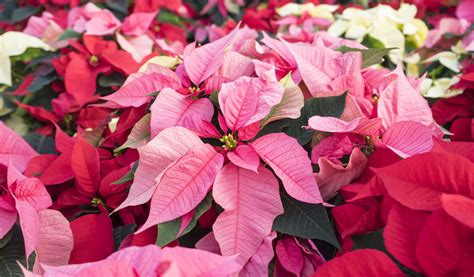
276;3;338;21
0;31;51;86
328;4;428;63
420;76;464;98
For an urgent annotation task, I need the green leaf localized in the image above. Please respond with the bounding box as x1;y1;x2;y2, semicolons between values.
98;73;126;88
27;75;55;93
157;194;213;247
113;224;136;251
352;229;386;251
158;10;185;27
285;91;347;145
273;191;340;248
112;162;138;185
336;46;396;68
23;133;57;155
58;29;82;41
0;232;12;249
10;6;38;24
0;225;26;276
115;114;151;152
106;0;129;14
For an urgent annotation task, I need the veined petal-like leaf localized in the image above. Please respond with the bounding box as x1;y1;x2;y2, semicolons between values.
276;237;304;275
184;25;240;85
240;232;277;277
161;246;242;276
252;133;323;203
70;135;100;197
138;144;223;233
0;122;37;172
382;121;434;158
33;209;73;273
14;177;52;210
15;200;39;261
101;64;181;108
227;145;260;173
213;164;283;266
114;127;203;212
218;77;258;131
150;88;214;137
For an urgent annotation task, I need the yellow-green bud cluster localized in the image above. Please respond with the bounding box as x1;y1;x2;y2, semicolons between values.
220;134;237;151
91;197;103;206
89;55;99;66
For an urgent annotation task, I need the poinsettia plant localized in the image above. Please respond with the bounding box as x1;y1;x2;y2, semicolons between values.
0;0;473;276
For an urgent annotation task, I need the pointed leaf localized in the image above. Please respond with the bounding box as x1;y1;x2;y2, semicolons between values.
15;200;39;261
273;191;339;247
285;92;347;145
213;164;283;265
138;144;223;233
157;194;212;247
375;152;474;211
70;135;100;197
184;26;239;85
441;194;474;228
0;122;37;172
276;237;304;275
115;114;151;152
115;127;203;211
240;232;277;277
34;210;73;272
382;121;434;158
227;145;260;173
313;249;403;276
0;226;25;277
69;212;114;264
161;246;242;276
150;88;214;137
252;133;323;203
101;64;181;108
336;47;397;68
263;74;304;125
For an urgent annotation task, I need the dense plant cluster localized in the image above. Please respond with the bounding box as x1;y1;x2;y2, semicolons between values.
0;0;473;276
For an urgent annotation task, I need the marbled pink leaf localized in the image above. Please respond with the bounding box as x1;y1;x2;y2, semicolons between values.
0;122;37;172
252;133;323;204
137;144;223;233
382;121;434;158
240;232;277;277
213;164;283;266
150;88;214;137
114;127;203;212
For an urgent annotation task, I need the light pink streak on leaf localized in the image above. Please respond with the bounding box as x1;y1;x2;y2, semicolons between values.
40;245;162;277
161;246;242;277
382;121;434;158
116;33;153;62
0;122;38;172
218;77;258;131
315;147;368;201
150;88;214;137
101;64;181;108
227;145;260;173
114;127;203;212
377;64;434;129
218;51;254;81
7;161;26;187
177;209;195;237
283;41;362;97
184;23;240;85
276;236;304;276
0;208;17;239
252;133;323;204
14;177;52;210
137;144;223;233
195;232;221;255
307;116;361;133
33;209;73;274
240;232;277;277
16;200;40;262
121;12;157;36
441;194;474;228
213;164;283;266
